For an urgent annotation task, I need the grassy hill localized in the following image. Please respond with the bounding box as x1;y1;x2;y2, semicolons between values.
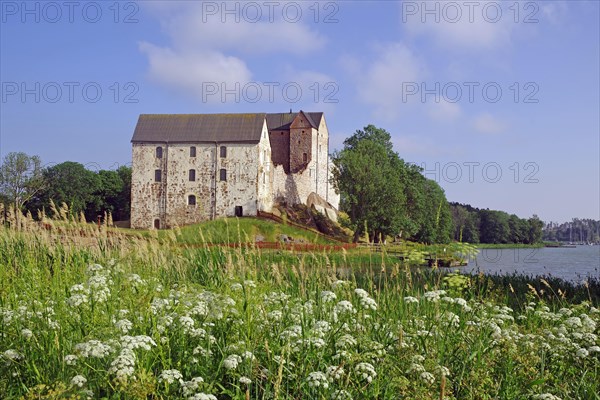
153;217;343;245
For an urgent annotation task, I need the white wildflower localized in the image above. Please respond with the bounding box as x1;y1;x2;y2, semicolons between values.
67;293;89;308
420;371;435;384
334;301;356;315
423;290;447;302
128;273;145;285
434;365;451;377
74;340;112;358
70;375;87;388
182;377;205;396
332;280;351;289
321;290;337;303
331;390;353;400
87;264;104;274
575;348;589;358
326;365;345;381
355;362;377;383
115;319;133;334
223;354;242;370
336;334;357;349
180;316;195;332
64;354;78;365
532;394;562;400
120;335;156;351
588;345;600;353
109;348;136;382
306;371;329;389
189;394;217;400
2;349;23;362
268;310;283;321
403;296;419;304
159;369;183;384
239;376;252;385
21;329;33;339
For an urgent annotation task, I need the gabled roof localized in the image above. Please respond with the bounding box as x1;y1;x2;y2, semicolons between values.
265;112;323;130
131;113;267;143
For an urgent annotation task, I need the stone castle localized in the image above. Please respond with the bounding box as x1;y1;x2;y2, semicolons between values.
130;111;339;229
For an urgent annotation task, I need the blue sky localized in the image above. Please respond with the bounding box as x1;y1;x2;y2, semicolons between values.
1;0;598;222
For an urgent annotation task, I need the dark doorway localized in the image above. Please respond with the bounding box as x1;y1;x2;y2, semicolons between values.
154;219;160;229
234;206;243;217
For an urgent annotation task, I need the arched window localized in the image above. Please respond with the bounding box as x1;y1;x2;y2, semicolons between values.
188;195;196;206
156;147;163;159
154;219;160;229
190;146;196;157
189;169;196;181
220;146;227;158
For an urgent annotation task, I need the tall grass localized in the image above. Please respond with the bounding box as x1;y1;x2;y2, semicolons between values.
0;222;598;399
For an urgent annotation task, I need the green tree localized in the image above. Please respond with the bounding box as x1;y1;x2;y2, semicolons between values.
479;210;510;243
411;179;453;244
527;215;544;244
30;162;100;219
114;165;132;221
0;152;44;223
332;126;407;242
87;166;132;221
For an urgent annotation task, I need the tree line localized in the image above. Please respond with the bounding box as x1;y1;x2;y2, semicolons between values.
543;219;600;243
449;202;544;244
0;152;131;223
331;125;545;245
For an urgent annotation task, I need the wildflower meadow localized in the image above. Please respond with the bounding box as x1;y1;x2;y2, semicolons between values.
0;222;598;399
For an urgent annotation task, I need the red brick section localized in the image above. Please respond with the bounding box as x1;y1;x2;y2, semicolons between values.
269;130;290;173
289;114;312;173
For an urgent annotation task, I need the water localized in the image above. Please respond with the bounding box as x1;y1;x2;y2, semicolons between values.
462;245;600;283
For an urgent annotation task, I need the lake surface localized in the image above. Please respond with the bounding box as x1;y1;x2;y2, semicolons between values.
462;245;600;283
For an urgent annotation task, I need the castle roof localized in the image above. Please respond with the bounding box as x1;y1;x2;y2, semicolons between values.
132;112;324;144
131;113;267;143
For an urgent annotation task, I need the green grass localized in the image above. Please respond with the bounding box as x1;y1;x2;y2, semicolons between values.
143;217;342;246
1;225;599;400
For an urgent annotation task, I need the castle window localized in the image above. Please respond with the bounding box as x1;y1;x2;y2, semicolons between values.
188;195;196;206
303;153;308;163
154;169;162;182
220;168;227;181
156;146;163;159
189;169;196;181
220;146;227;158
190;146;196;157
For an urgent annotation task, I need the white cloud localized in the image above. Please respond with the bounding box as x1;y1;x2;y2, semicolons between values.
471;112;506;134
139;43;252;101
541;1;569;25
354;42;426;119
280;67;339;112
401;1;516;49
138;1;326;101
427;99;461;122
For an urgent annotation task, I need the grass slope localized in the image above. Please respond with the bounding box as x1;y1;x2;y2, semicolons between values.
157;217;342;245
